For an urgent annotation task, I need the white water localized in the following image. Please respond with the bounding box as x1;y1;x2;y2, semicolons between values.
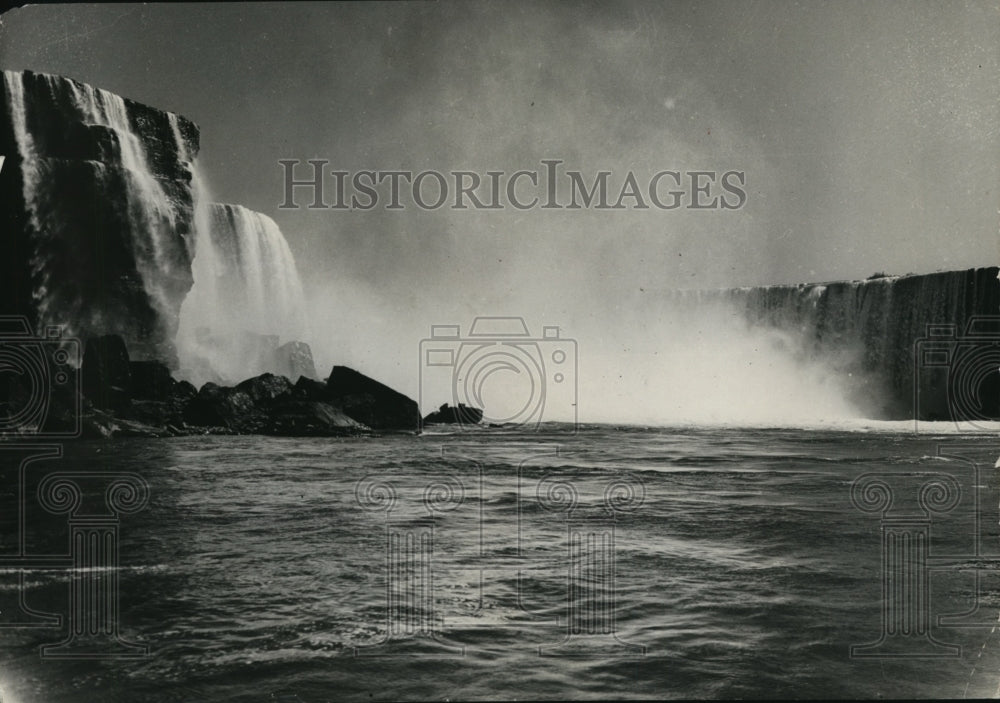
4;71;191;332
4;70;309;385
4;72;48;324
575;296;865;426
175;197;309;386
2;70;190;341
166;105;310;385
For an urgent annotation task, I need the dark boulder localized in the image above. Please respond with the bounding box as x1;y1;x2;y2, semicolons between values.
182;372;374;436
182;382;259;430
129;360;176;401
423;403;484;425
292;375;327;401
82;335;132;411
325;366;420;431
263;399;370;436
235;373;293;405
173;380;197;402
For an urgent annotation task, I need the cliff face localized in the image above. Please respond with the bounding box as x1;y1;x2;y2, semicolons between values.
1;70;199;364
690;267;1000;419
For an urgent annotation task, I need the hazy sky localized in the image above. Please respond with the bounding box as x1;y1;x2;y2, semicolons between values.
3;1;998;411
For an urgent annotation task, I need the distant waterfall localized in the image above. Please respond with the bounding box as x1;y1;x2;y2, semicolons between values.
664;268;1000;419
206;204;307;338
176;199;309;386
163;91;310;384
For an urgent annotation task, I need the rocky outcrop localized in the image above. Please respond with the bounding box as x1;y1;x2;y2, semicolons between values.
263;399;368;436
14;333;410;438
181;371;372;436
422;403;484;425
292;376;328;399
126;378;196;434
325;366;421;430
129;360;177;401
1;70;199;364
182;382;259;430
62;351;421;436
81;335;132;411
164;365;419;435
235;373;294;405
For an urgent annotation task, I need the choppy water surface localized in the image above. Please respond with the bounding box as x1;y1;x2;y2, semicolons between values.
2;426;1000;700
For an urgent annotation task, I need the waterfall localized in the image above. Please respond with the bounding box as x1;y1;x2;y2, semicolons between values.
175;199;309;386
3;72;44;312
1;70;196;361
664;268;1000;419
163;94;310;384
2;69;309;384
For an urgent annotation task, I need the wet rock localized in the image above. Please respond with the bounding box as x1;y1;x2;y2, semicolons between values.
235;373;293;405
79;407;118;439
182;382;259;430
129;360;176;401
173;380;197;402
263;399;370;436
292;376;328;400
325;366;420;431
82;335;132;411
422;403;484;425
114;418;173;438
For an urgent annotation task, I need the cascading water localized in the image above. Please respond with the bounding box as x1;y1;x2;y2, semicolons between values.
659;268;1000;420
175;196;310;386
3;72;45;310
165;97;310;385
208;204;307;339
1;70;196;361
4;70;991;416
61;79;184;314
2;69;309;385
